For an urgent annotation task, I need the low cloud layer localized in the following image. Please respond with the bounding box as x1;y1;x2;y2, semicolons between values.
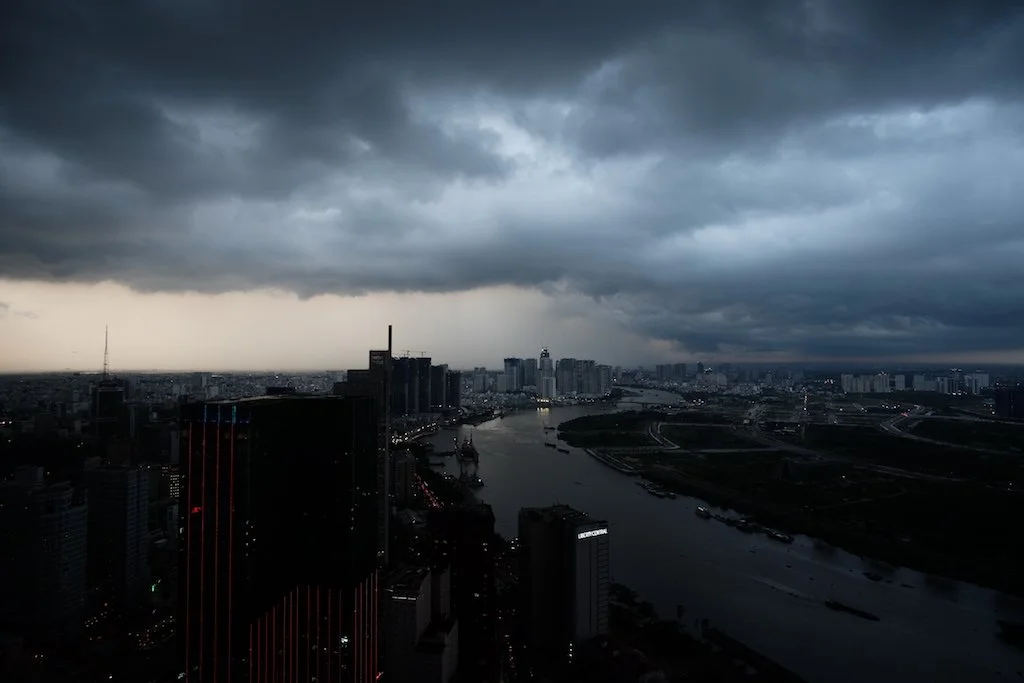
2;1;1023;358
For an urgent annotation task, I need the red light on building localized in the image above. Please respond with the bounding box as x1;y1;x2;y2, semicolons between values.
192;506;202;514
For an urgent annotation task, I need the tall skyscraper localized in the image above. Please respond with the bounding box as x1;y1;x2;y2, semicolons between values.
444;370;462;409
92;379;125;442
523;357;538;389
431;503;497;681
391;357;413;416
85;465;150;618
539;348;555;400
597;365;612;395
368;348;392;567
503;358;523;393
518;505;609;669
556;358;576;395
383;566;432;682
414;357;432;413
429;364;448;409
383;565;458;683
0;469;88;643
178;396;382;683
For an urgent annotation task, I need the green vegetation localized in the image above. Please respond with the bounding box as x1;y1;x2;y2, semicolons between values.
779;424;1024;482
559;411;657;431
557;411;657;448
659;425;765;450
667;411;733;425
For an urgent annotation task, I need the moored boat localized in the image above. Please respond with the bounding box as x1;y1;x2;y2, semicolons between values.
825;599;880;622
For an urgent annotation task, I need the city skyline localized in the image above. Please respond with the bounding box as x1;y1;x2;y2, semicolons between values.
3;3;1024;371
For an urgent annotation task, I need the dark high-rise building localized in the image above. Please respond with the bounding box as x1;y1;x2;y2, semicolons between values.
429;364;448;410
0;471;88;643
556;358;576;395
390;356;432;414
413;357;432;414
503;358;523;393
518;505;609;669
431;503;497;681
178;396;382;683
994;387;1024;419
382;564;459;683
391;357;413;416
445;371;462;410
673;363;687;380
368;349;392;566
92;379;125;442
85;465;150;618
523;358;538;388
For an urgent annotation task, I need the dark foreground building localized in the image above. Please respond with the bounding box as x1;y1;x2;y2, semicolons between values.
518;505;610;670
429;502;498;681
178;395;381;683
994;387;1024;419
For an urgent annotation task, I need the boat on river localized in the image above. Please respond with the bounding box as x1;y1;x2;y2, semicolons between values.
637;481;669;498
695;506;712;519
557;447;570;453
544;442;556;449
825;599;880;622
766;529;794;544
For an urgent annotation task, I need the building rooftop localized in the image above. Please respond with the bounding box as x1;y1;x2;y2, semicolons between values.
417;615;458;654
520;503;598;526
385;565;431;597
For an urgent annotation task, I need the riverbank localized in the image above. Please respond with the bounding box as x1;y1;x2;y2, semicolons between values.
641;467;1024;596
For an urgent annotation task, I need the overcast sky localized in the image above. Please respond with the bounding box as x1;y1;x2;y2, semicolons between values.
2;1;1023;372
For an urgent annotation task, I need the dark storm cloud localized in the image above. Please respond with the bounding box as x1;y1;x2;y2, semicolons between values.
2;0;1024;358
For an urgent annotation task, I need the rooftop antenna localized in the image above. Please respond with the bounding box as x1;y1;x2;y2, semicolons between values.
102;325;110;380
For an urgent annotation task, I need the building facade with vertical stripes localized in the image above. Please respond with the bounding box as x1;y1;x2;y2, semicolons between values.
178;395;382;683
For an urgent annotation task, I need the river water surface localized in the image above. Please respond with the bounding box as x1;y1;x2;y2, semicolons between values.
426;389;1024;683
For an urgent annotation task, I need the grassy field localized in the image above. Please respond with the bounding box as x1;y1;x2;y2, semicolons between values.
776;424;1024;481
557;411;657;448
908;418;1024;452
659;425;766;450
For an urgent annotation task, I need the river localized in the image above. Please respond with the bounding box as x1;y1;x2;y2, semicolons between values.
426;389;1024;683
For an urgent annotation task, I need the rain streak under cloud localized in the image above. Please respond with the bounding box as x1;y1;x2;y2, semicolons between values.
2;0;1024;368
